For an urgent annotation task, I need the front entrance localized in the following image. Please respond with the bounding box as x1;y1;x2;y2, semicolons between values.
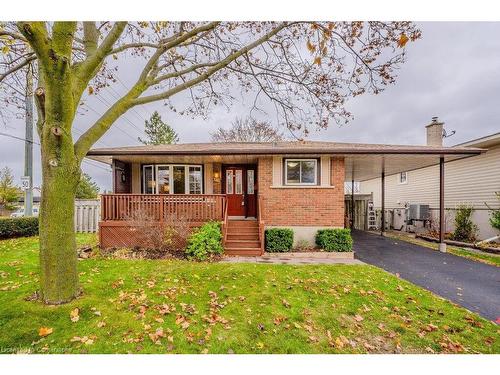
223;165;257;218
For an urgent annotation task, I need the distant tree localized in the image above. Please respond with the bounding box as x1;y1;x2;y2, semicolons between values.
211;117;284;142
75;173;100;199
0;167;21;210
138;111;179;145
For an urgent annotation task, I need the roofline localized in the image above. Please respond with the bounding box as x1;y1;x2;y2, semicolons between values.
453;131;500;147
87;147;484;157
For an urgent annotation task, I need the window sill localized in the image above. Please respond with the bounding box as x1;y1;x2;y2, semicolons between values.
270;185;336;189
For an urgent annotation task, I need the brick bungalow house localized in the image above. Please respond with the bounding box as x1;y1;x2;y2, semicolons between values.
87;124;483;255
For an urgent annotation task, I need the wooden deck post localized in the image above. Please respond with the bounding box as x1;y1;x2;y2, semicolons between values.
439;156;447;252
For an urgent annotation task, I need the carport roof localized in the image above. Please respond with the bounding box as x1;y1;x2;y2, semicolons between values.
86;140;485;181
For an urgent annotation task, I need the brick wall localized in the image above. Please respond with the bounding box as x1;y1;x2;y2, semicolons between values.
258;157;345;226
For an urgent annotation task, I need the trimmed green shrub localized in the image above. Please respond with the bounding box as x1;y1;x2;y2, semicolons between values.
315;228;353;252
265;228;293;252
452;204;478;242
185;221;223;261
0;217;39;239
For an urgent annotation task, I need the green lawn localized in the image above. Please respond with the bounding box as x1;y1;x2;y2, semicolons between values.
0;234;498;354
385;232;500;267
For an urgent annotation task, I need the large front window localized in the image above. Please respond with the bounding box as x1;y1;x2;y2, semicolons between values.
142;164;203;194
284;159;318;185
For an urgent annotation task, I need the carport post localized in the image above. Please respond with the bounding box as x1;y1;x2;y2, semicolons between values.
351;179;355;229
439;156;447;252
381;170;385;236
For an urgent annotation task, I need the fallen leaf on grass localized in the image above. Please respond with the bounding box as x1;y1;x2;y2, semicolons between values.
354;314;364;322
97;321;106;328
282;299;291;308
38;327;53;337
70;308;80;322
70;336;94;345
273;316;287;325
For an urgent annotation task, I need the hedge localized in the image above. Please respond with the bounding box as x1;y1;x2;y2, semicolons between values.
265;228;293;252
0;217;39;239
315;228;353;252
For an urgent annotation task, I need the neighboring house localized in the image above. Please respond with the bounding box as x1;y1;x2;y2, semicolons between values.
359;126;500;240
87;123;483;255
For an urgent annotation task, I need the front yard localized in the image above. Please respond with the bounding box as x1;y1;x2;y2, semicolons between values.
0;234;498;354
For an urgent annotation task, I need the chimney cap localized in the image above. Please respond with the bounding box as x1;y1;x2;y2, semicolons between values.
426;116;444;127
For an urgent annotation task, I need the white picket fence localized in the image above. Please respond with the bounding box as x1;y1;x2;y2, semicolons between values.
74;199;100;233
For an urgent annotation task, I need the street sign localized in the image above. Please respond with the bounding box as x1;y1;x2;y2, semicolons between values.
21;176;31;190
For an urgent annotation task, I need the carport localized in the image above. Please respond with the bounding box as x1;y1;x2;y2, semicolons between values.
343;138;483;252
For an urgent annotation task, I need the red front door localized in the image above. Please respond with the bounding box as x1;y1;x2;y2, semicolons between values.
225;167;246;216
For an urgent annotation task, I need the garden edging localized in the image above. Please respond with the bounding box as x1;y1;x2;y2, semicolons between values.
264;251;354;259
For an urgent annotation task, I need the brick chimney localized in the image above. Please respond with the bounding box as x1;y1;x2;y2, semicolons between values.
426;117;444;146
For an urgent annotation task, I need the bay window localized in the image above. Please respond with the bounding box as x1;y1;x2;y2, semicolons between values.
142;164;203;194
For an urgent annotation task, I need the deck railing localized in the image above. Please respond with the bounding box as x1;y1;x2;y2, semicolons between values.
101;194;227;223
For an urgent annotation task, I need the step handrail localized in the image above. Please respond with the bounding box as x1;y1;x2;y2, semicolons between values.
221;196;229;247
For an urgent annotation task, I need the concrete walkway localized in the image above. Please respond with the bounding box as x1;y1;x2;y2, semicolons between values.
222;254;364;265
353;230;500;322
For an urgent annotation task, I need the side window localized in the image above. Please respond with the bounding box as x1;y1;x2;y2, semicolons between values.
399;171;408;184
247;170;255;194
188;166;202;194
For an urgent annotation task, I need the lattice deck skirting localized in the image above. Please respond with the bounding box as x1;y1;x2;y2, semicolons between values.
99;221;205;249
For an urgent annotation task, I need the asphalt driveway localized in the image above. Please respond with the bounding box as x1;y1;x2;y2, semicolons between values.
353;230;500;322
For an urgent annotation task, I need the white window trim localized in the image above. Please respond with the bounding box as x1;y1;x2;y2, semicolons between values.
143;164;203;194
284;158;318;186
398;171;408;185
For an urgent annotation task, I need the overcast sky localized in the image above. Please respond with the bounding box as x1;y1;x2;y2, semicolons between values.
1;22;499;193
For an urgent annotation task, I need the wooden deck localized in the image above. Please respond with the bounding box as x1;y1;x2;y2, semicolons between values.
98;193;264;254
99;194;226;249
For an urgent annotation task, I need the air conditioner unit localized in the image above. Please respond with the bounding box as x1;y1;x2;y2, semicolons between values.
392;208;406;231
407;204;430;221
